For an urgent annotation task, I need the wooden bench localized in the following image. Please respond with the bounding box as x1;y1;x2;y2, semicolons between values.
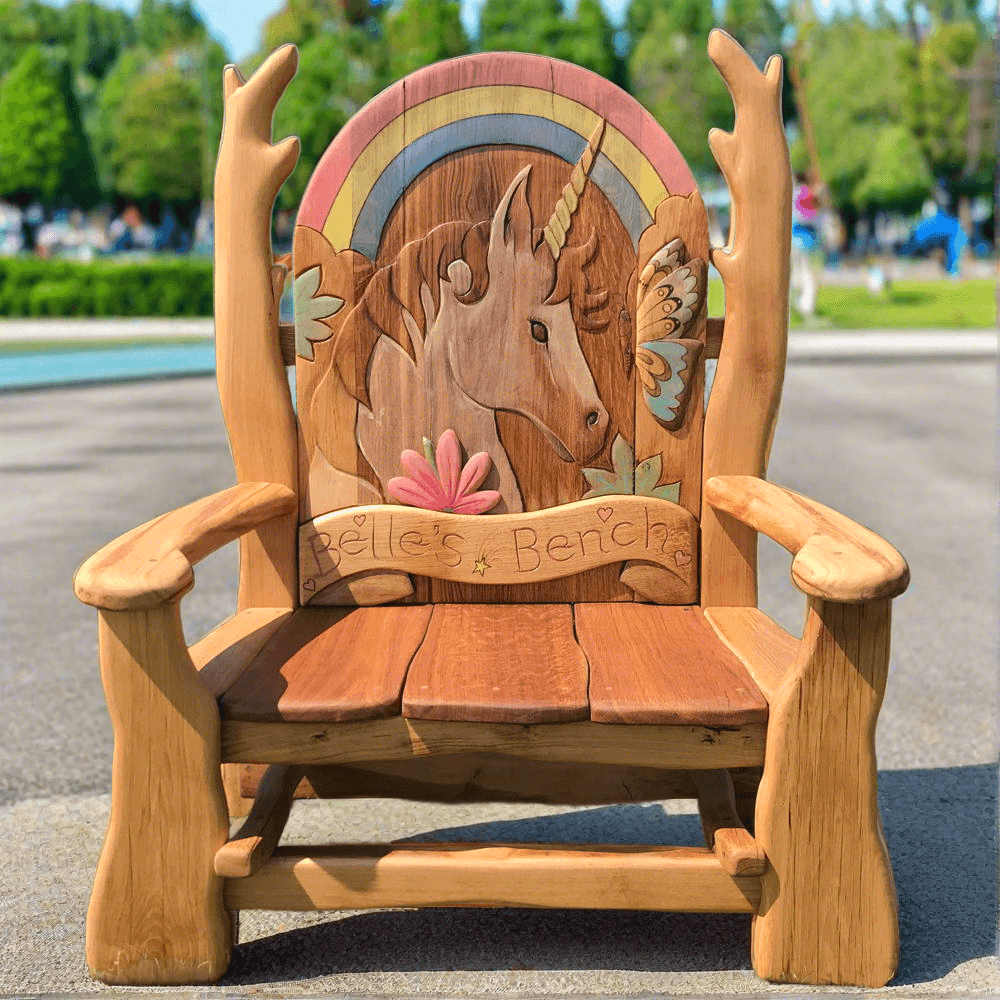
74;30;909;989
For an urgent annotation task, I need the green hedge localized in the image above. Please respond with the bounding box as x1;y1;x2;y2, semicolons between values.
0;257;214;317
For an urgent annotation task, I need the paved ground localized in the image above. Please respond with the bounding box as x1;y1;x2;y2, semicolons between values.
0;357;996;995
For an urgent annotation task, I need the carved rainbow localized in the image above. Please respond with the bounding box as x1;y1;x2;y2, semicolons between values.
296;54;698;258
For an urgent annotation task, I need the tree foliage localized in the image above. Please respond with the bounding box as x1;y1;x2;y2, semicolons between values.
560;0;618;80
478;0;565;57
790;16;931;210
900;19;996;194
110;70;201;201
386;0;467;82
628;3;732;176
0;45;99;204
62;0;136;80
854;123;934;210
272;21;388;209
0;0;991;221
135;0;203;52
0;0;65;79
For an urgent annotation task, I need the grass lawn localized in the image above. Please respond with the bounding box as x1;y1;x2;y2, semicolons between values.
707;277;996;329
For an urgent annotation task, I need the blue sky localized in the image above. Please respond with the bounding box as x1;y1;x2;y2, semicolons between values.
50;0;999;61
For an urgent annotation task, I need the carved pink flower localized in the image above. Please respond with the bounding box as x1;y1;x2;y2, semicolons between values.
388;429;500;514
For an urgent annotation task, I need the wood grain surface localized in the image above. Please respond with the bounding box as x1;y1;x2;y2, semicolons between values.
220;606;431;722
214;47;301;610
215;764;303;878
87;606;231;984
751;598;899;987
299;497;697;604
575;604;768;725
700;30;791;608
74;483;295;611
221;716;766;769
225;842;760;913
401;605;589;723
299;757;700;804
191;607;294;697
705;475;909;603
703;606;799;702
693;769;766;877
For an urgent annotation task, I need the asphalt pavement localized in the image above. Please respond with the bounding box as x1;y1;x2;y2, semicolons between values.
0;353;996;996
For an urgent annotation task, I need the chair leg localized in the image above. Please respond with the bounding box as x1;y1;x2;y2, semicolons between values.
751;598;898;988
87;607;232;985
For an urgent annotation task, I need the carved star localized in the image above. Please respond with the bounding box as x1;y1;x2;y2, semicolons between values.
473;554;491;576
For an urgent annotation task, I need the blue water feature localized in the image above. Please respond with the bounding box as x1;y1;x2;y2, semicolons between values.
1;343;217;391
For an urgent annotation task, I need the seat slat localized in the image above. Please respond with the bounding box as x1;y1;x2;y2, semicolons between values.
220;606;432;722
576;604;768;725
402;604;589;723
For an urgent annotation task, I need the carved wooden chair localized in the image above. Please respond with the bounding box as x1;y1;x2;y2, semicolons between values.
74;30;909;989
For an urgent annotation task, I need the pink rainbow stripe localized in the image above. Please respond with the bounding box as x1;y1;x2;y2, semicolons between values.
297;54;696;231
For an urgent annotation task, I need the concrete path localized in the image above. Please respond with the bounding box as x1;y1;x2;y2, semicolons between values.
0;358;996;995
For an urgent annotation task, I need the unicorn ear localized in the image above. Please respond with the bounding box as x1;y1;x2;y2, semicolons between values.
488;165;533;272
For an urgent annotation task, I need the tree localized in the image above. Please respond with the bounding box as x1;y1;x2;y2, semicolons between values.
261;0;359;52
108;68;203;202
62;0;137;80
789;16;928;211
721;0;785;68
478;0;565;57
386;0;467;81
560;0;618;79
0;0;66;78
900;19;996;196
135;0;202;53
854;123;933;210
628;5;731;176
0;45;99;205
625;0;715;59
91;47;148;192
272;24;388;209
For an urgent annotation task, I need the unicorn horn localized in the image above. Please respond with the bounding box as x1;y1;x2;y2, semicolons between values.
542;118;606;261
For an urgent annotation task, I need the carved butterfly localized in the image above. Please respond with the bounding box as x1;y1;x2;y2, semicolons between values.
636;338;703;431
636;237;706;341
635;237;706;430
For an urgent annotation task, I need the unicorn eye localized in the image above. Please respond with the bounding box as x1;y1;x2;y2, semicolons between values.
530;320;549;344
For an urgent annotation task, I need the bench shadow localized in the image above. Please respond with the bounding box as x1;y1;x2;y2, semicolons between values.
224;763;997;987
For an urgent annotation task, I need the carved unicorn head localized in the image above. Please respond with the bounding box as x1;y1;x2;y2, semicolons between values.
431;129;611;466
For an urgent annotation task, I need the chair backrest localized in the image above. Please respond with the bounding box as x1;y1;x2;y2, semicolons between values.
292;53;717;607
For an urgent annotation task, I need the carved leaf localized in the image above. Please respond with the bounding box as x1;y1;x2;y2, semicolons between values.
294;266;344;360
582;435;682;500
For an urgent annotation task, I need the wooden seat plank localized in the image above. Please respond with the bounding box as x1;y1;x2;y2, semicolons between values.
220;606;432;723
402;604;589;723
575;604;768;726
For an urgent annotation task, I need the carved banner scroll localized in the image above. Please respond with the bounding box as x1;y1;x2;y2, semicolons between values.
299;497;697;605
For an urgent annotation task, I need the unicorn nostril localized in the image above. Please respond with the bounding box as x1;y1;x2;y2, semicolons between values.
586;410;600;428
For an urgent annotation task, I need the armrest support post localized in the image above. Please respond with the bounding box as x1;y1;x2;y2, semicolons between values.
87;604;231;984
751;596;898;986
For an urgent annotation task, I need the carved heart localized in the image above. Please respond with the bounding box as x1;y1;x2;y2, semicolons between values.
674;549;692;567
597;506;613;522
303;578;316;592
353;514;366;526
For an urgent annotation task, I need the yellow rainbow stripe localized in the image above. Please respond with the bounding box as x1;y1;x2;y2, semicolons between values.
322;86;668;251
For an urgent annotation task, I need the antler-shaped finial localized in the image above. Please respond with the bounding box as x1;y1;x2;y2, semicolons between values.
542;119;606;261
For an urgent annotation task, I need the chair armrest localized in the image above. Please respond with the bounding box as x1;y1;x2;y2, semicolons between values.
74;483;296;611
705;475;909;603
